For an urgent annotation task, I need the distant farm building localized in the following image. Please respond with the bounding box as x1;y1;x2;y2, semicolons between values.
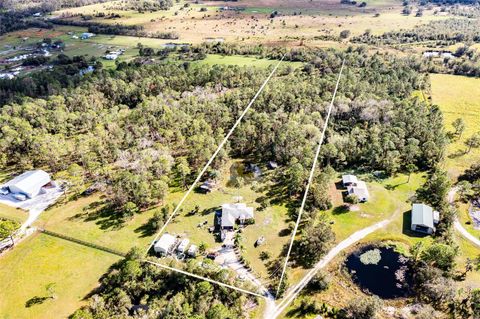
220;203;254;230
4;170;51;199
104;53;119;60
154;233;176;255
81;32;95;40
411;203;440;234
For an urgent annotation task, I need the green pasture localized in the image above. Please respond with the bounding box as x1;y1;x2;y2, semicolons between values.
431;74;480;180
0;233;119;319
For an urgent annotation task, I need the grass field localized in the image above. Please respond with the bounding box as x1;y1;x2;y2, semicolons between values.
0;233;119;319
0;203;28;223
53;0;450;46
430;74;480;180
195;54;303;68
35;193;165;254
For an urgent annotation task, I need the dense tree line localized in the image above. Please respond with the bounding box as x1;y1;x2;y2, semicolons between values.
0;10;53;36
0;48;446;211
0;0;110;11
71;249;256;318
351;19;480;45
0;54;99;105
104;0;173;12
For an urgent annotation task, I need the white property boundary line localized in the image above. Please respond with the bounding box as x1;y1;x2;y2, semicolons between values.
144;260;265;298
145;56;285;256
272;219;391;318
275;59;346;297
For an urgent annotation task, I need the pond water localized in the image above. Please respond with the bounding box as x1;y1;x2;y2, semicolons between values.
345;245;413;299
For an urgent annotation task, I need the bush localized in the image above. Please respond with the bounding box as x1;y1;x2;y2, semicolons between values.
345;194;359;204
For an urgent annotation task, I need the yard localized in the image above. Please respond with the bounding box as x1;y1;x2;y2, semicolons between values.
0;203;28;223
0;233;120;319
35;193;167;254
160;159;292;282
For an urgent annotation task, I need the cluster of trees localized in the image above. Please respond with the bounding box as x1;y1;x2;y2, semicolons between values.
104;0;173;12
409;241;480;318
351;18;480;46
51;18;179;39
0;48;446;212
0;54;100;105
1;0;110;11
0;10;53;36
71;249;256;318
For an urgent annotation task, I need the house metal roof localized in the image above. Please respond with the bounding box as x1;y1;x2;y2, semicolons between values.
412;203;434;229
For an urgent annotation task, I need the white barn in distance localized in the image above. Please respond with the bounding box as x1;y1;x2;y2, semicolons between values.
6;170;51;199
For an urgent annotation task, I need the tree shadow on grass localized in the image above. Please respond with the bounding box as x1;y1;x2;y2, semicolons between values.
25;296;50;308
134;217;158;238
69;201;126;231
332;205;349;215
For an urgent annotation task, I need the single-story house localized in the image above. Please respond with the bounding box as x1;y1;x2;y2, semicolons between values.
411;203;440;234
5;170;51;199
154;233;176;255
220;203;254;230
342;174;358;187
347;180;370;202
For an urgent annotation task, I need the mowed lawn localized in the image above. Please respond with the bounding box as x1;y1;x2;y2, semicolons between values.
35;194;164;254
0;203;28;223
0;233;119;319
430;74;480;179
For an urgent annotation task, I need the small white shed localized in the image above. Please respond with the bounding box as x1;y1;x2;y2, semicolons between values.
187;244;198;257
6;170;51;198
154;234;176;255
177;238;190;253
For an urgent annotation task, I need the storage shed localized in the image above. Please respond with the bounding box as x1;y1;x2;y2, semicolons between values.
154;234;176;255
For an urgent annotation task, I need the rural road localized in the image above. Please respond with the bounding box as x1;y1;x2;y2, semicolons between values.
269;218;391;319
448;187;480;248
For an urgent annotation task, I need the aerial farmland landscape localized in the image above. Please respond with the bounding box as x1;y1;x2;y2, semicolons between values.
0;0;480;318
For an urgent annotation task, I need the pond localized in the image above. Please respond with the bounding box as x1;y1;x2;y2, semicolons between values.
345;245;413;299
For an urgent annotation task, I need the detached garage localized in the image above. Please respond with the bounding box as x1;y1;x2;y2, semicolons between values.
6;170;51;199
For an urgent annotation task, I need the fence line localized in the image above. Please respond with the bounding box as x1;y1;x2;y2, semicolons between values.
39;228;126;257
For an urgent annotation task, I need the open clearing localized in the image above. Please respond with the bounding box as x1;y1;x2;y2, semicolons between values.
0;233;119;319
0;203;28;223
431;74;480;180
54;0;449;45
35;194;164;253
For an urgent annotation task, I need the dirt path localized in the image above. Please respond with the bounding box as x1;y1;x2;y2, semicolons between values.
269;218;392;319
448;187;480;248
